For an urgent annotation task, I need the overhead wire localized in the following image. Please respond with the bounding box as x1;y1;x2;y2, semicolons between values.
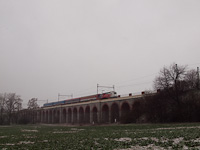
116;63;200;89
117;81;153;88
114;73;157;85
63;63;200;98
71;73;157;97
73;86;96;97
114;73;157;91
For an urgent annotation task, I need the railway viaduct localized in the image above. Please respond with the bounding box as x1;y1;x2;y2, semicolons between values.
37;94;147;124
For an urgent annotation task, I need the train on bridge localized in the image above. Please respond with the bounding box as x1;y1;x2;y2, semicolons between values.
43;91;117;107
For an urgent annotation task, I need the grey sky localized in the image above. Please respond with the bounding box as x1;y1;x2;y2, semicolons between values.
1;0;200;107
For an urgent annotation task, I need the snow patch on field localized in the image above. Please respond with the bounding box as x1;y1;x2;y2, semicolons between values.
71;128;85;131
172;137;184;145
192;138;200;143
21;129;38;132
53;131;77;133
0;136;7;138
114;144;166;150
52;128;85;133
2;143;15;146
18;141;35;144
114;144;190;150
155;126;200;130
42;140;48;143
114;137;132;142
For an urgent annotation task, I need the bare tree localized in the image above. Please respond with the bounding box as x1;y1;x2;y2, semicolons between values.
0;94;6;124
27;98;39;123
184;69;198;89
154;63;187;104
28;98;39;109
154;63;187;89
4;93;22;124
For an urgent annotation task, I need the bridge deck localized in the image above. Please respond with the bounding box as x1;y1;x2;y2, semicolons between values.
42;94;143;110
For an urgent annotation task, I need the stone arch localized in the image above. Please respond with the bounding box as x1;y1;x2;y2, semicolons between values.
92;107;98;123
62;109;67;123
111;103;119;123
45;111;48;123
73;107;78;124
132;101;146;123
39;111;42;123
42;111;45;123
57;110;60;123
102;104;109;123
79;107;84;124
121;102;131;123
37;111;40;123
85;106;90;124
49;110;52;124
68;108;72;123
53;109;57;123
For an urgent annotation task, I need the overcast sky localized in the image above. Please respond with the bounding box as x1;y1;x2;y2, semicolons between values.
1;0;200;107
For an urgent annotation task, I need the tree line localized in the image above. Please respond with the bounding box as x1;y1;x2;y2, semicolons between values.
124;63;200;123
0;93;39;125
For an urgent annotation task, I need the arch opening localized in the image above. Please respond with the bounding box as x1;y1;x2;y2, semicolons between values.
92;107;98;124
49;110;52;124
85;106;90;124
57;110;60;123
111;103;119;123
45;111;48;123
121;102;131;123
68;108;72;123
73;108;78;124
102;104;109;123
38;111;41;123
42;111;45;123
53;110;56;123
62;109;66;123
79;107;84;124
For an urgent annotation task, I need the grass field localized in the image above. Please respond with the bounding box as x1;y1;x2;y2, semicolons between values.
0;123;200;150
